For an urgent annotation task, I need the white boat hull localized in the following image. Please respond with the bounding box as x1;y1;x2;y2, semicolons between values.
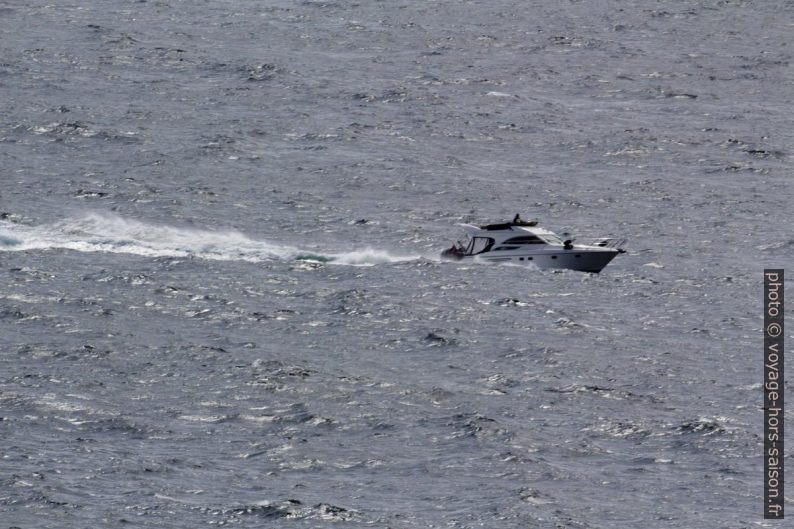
476;248;619;273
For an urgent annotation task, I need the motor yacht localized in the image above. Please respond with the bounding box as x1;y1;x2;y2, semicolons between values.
440;220;625;273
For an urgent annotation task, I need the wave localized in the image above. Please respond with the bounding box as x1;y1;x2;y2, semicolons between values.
0;212;418;266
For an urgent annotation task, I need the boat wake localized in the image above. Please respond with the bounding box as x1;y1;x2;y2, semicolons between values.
0;212;418;266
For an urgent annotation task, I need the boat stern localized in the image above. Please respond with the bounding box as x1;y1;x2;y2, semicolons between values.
440;245;464;260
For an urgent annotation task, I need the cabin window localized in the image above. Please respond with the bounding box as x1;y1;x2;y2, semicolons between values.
503;235;545;245
493;246;520;251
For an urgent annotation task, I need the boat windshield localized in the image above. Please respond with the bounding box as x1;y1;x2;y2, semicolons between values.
468;237;494;255
540;233;564;245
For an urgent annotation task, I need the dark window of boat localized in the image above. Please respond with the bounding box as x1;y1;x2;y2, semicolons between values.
493;246;520;251
503;236;545;245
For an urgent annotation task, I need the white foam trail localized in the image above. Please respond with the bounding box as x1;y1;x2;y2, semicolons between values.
0;212;419;266
327;247;418;266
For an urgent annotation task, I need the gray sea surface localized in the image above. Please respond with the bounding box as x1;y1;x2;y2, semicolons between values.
1;0;792;527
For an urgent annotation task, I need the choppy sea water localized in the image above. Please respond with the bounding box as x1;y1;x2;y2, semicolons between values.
1;1;792;527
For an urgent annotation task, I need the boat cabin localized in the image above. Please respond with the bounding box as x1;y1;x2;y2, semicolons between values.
455;223;565;256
